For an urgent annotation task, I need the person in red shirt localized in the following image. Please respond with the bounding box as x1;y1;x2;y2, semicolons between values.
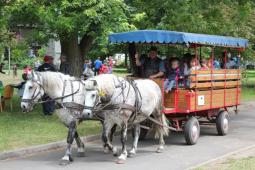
99;64;109;74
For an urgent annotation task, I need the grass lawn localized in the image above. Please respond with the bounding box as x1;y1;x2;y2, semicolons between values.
242;70;255;100
196;157;255;170
222;157;255;170
196;148;255;170
113;67;129;76
241;87;255;101
242;69;255;87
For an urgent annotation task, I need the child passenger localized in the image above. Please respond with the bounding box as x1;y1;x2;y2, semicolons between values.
164;58;183;93
200;59;209;70
184;57;201;87
190;57;201;71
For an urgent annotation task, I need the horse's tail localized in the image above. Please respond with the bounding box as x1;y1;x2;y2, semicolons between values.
153;110;169;139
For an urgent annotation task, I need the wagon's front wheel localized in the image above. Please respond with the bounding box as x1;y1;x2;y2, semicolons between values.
184;117;200;145
216;111;229;136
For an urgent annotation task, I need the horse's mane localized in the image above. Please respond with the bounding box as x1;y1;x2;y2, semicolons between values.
36;71;76;90
87;74;119;98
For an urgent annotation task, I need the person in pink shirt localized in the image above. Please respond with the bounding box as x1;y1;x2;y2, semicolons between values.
108;56;114;74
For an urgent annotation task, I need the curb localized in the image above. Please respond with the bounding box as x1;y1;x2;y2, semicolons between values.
188;144;255;170
0;134;101;161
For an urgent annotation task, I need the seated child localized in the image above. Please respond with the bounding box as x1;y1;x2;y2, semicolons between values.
200;59;209;70
190;57;201;71
164;59;183;93
184;57;201;87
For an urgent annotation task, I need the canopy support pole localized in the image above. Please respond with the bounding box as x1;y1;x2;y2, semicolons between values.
128;43;138;76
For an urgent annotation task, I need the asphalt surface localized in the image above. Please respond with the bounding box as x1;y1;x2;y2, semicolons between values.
1;102;255;170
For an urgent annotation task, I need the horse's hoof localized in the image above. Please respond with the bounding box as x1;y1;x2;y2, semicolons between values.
103;147;110;154
156;146;164;153
127;152;135;158
77;147;86;157
116;154;127;164
116;158;126;164
59;155;73;166
127;149;136;158
112;147;118;157
59;159;72;166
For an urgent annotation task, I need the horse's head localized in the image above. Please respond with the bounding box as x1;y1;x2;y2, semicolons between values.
83;79;101;117
21;71;45;112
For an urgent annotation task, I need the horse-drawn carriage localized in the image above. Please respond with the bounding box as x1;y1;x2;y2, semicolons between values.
109;30;248;145
20;30;248;164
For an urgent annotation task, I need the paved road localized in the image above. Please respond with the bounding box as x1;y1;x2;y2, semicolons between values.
1;102;255;170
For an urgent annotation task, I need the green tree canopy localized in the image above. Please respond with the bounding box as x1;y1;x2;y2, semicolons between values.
10;0;134;75
7;0;255;73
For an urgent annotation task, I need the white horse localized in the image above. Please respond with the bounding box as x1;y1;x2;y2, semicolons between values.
21;71;89;165
83;74;169;163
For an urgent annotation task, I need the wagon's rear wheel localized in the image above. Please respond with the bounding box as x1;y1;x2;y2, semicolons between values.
184;117;200;145
216;111;229;136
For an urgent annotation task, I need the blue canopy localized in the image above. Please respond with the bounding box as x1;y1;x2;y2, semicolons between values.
109;30;248;48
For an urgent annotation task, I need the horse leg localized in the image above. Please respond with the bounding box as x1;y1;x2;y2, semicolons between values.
128;123;140;157
156;128;165;153
153;109;169;153
75;131;85;157
103;123;117;154
60;120;77;165
110;124;117;142
102;121;118;156
116;123;128;164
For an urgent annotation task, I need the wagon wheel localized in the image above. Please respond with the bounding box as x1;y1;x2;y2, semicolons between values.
216;111;229;136
184;117;200;145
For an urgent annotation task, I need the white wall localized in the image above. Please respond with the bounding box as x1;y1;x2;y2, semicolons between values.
46;39;61;68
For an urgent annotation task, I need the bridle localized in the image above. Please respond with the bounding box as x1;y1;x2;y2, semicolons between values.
83;88;101;110
21;76;45;106
22;73;82;107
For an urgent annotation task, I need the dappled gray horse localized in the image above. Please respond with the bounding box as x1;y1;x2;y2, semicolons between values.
83;74;169;163
21;71;88;165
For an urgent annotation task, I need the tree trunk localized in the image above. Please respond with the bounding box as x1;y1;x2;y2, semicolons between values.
60;34;93;77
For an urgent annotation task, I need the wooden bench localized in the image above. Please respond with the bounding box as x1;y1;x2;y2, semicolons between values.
189;69;241;89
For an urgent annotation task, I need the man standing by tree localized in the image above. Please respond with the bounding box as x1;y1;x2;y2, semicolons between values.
0;63;6;74
38;55;56;116
94;57;102;76
59;55;70;75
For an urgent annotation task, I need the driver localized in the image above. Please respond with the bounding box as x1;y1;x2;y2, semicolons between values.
135;46;165;79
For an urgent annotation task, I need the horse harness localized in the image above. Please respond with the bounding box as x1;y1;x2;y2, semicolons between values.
94;78;142;122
